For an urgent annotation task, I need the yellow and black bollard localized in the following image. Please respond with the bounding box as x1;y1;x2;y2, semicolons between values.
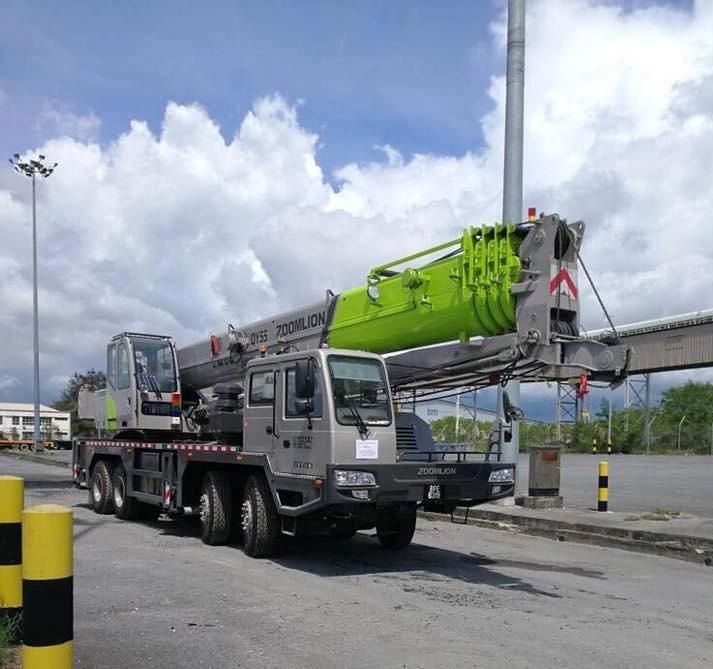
598;461;609;512
22;504;73;668
591;438;597;455
0;476;23;642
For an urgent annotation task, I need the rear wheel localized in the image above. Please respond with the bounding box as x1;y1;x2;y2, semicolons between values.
90;460;115;514
199;471;232;545
241;474;280;558
112;464;141;520
376;504;417;550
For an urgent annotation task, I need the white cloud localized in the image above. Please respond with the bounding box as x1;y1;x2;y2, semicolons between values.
37;102;102;142
2;0;713;404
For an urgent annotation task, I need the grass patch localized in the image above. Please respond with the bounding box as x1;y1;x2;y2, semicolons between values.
0;614;21;669
640;507;681;521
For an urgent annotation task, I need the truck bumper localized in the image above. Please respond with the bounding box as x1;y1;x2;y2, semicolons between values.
322;461;515;508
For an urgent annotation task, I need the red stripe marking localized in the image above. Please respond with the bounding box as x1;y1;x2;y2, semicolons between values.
549;268;578;299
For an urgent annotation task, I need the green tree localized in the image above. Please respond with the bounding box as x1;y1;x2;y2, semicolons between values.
53;369;106;436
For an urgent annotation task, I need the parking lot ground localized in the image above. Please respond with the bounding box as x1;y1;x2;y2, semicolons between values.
2;457;712;669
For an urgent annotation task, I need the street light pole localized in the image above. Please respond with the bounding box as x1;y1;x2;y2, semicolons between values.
8;153;58;453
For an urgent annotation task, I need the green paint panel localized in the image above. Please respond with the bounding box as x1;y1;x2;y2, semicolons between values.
328;224;522;354
104;393;117;431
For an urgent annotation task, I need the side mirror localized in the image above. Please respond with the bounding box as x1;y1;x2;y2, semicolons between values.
502;391;512;420
502;390;524;423
295;359;315;399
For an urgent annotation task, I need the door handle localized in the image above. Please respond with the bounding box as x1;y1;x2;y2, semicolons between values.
265;426;273;435
283;440;290;448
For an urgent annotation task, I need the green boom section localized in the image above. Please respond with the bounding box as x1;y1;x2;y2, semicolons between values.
327;224;523;354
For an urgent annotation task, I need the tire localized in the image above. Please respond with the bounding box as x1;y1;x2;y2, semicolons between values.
199;471;232;546
376;504;417;550
241;474;280;558
90;460;115;514
112;464;141;520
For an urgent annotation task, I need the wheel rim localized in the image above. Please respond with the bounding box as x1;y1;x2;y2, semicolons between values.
113;475;125;509
92;474;103;503
241;498;253;534
199;492;210;525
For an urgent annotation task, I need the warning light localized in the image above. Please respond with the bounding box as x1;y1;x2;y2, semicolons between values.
528;207;537;222
210;335;221;356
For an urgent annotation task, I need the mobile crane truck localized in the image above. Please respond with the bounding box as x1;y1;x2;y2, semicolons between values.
74;213;628;557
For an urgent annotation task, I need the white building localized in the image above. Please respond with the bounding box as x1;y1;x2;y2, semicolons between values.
0;403;72;441
405;397;499;424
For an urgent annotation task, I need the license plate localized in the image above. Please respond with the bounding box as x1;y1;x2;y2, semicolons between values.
427;484;441;500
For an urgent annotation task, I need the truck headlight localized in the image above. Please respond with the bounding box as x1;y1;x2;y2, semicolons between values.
488;468;514;483
335;470;376;487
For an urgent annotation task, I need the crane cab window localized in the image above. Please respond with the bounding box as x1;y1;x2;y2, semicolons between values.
117;344;130;389
133;338;177;393
249;371;275;405
285;368;323;418
107;344;117;390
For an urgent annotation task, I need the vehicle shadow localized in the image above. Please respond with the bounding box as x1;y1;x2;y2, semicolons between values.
151;515;601;595
271;533;570;597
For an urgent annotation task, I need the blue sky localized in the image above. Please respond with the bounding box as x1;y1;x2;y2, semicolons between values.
0;0;692;173
0;0;505;176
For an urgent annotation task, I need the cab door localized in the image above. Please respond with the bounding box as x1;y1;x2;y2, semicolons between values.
243;366;277;455
114;339;136;430
273;360;329;477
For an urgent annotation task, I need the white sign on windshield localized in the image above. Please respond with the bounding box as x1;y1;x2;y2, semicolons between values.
356;439;379;459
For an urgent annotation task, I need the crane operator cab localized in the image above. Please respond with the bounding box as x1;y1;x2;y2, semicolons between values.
78;333;182;437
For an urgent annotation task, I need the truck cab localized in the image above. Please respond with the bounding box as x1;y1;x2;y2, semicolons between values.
242;348;396;478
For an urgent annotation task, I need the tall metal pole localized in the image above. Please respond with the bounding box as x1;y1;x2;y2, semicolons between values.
8;153;58;453
497;0;526;478
607;397;613;445
31;172;41;452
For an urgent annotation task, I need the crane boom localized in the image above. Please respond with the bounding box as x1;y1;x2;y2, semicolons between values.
177;213;627;396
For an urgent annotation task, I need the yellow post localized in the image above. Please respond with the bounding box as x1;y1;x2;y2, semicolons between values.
0;476;23;642
598;461;609;512
22;504;73;668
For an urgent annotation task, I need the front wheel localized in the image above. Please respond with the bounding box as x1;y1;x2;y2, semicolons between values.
199;471;232;545
241;474;280;558
376;504;417;550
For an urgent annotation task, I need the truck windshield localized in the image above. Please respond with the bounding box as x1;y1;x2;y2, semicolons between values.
133;339;177;393
328;355;391;426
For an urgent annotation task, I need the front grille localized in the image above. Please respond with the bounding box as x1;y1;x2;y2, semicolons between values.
396;425;417;450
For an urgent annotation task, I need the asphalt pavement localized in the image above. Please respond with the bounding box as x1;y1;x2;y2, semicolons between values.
2;457;712;669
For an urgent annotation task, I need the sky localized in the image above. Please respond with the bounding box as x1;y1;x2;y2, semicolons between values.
1;0;712;421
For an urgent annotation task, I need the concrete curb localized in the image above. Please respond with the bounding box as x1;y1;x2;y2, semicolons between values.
0;449;71;470
419;508;713;566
